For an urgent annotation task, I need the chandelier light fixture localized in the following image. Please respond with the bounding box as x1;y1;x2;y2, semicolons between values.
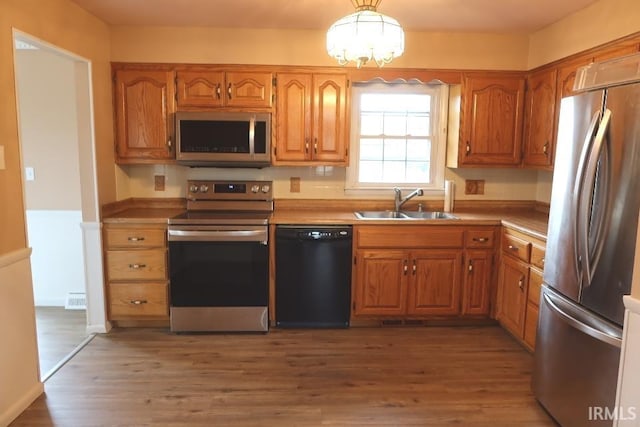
326;0;405;68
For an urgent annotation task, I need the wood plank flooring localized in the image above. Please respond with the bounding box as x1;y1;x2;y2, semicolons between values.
35;307;87;379
11;326;557;426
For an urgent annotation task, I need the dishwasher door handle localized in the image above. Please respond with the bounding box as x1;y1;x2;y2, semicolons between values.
168;227;268;244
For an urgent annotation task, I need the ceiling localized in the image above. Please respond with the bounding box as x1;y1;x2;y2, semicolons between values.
70;0;600;33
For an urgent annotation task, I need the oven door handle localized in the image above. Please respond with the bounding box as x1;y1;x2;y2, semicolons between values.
168;229;268;244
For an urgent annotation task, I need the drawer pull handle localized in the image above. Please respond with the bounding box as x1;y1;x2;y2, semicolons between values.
473;237;488;243
129;299;148;305
508;245;519;251
127;237;145;242
128;263;146;269
518;276;525;290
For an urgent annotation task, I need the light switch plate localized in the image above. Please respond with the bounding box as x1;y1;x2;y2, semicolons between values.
25;166;35;181
0;145;5;170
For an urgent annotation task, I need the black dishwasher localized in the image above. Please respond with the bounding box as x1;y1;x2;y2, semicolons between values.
275;226;352;328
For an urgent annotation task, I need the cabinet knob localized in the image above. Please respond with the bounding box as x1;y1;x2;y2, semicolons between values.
129;299;148;305
543;142;549;155
518;276;525;289
127;236;145;242
465;142;471;155
403;260;408;275
468;260;474;272
227;83;232;99
412;259;417;275
216;84;221;100
314;138;318;154
305;138;310;154
167;138;172;150
128;263;146;269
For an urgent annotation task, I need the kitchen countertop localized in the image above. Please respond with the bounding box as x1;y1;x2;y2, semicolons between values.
102;204;548;240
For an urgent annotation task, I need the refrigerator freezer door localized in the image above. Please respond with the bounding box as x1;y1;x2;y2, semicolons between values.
544;90;604;301
580;82;640;326
534;286;622;427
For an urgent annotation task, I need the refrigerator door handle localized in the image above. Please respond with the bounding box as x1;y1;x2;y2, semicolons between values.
579;109;612;287
572;111;601;289
542;289;622;348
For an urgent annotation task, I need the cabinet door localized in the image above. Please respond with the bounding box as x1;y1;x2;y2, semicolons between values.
459;74;524;166
176;70;225;108
461;250;493;316
496;255;529;338
557;56;592;99
312;74;348;163
225;71;273;108
114;69;175;162
522;68;557;169
407;250;462;316
523;267;544;350
354;250;408;316
274;73;312;162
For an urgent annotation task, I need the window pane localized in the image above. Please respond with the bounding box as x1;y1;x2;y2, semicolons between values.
384;139;407;161
361;113;383;136
360;138;383;160
359;160;383;182
383;114;407;136
407;114;430;136
407;139;431;161
382;161;406;182
406;161;430;183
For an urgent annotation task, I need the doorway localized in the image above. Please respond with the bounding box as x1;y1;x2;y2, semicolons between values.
12;32;98;381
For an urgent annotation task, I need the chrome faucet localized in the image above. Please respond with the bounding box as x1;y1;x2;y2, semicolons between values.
394;187;424;212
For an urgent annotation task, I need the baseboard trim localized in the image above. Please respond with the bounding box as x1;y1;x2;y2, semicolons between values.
0;382;43;426
86;322;111;334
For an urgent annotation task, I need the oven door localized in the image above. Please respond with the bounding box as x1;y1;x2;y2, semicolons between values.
168;226;269;332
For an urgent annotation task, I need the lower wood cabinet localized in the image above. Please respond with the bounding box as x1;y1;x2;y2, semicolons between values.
103;222;169;321
353;225;496;320
496;227;546;351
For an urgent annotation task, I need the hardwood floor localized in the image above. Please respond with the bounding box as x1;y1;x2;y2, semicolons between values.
35;307;87;379
12;326;557;426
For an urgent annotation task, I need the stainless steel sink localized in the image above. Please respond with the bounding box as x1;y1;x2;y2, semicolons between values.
354;211;458;220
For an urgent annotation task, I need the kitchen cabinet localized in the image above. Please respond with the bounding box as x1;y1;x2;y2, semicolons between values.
496;227;546;351
103;223;169;321
522;68;557;169
113;67;176;163
176;69;273;109
353;225;496;319
556;56;593;99
274;72;349;165
457;73;525;167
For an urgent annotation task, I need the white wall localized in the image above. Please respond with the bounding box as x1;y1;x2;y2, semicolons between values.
26;210;85;306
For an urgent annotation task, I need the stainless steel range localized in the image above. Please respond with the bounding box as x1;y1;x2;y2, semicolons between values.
168;180;272;332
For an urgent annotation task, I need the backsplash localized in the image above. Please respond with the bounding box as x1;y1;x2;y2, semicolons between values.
117;164;550;204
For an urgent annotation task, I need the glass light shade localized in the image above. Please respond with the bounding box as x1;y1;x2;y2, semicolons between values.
327;10;405;68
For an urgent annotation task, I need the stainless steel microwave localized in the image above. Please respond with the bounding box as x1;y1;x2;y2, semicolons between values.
175;111;271;167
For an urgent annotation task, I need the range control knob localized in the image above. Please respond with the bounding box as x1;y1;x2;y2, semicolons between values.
189;184;199;193
251;185;260;193
261;185;271;193
199;184;209;193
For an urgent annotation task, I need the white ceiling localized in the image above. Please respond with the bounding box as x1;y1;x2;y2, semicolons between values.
70;0;600;33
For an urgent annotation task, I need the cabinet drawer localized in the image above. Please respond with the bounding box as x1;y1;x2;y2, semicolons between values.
109;282;168;318
356;226;464;249
531;244;546;270
528;267;543;306
106;250;166;281
465;229;496;248
502;233;531;262
105;228;165;249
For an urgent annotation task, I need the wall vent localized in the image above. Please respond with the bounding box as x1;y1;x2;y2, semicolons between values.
65;292;86;310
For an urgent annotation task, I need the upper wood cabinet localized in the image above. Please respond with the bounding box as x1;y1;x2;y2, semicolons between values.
274;72;349;165
522;68;557;169
458;74;525;167
113;68;176;163
556;56;593;99
176;70;273;109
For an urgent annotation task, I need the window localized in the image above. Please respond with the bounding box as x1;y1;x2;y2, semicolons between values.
346;82;448;193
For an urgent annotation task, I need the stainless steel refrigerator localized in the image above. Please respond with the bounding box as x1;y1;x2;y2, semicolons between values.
533;54;640;427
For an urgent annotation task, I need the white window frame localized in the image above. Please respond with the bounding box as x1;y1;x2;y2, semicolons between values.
345;81;449;195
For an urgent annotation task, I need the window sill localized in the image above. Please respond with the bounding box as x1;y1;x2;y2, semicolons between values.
344;187;445;198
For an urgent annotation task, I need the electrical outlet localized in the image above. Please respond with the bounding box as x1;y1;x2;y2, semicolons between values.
25;167;35;181
465;179;485;195
290;177;301;193
154;175;165;191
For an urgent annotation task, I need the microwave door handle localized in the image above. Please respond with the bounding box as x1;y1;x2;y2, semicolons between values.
249;115;256;155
